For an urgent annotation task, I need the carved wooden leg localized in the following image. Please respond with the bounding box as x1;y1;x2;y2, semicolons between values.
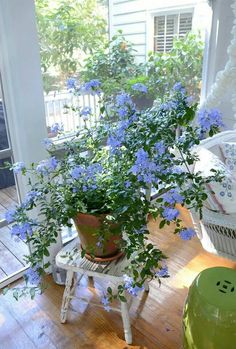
120;298;132;345
60;270;74;323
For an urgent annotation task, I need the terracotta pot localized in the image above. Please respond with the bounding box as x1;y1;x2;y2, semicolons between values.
73;212;122;259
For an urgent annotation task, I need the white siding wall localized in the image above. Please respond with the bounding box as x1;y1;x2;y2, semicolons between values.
109;0;209;63
109;0;147;63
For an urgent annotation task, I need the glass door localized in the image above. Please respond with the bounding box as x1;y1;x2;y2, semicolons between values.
0;75;29;288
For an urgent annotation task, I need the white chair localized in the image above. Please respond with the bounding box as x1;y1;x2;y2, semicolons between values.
56;237;149;345
190;130;236;261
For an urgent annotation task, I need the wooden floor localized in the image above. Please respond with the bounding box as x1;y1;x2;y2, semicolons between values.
0;208;235;349
0;186;29;282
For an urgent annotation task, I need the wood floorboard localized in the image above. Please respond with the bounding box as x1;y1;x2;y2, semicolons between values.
0;240;24;276
0;226;28;265
0;185;17;219
0;208;235;349
0;186;29;281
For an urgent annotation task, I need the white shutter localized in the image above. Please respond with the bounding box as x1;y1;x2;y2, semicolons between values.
179;13;193;37
153;12;193;53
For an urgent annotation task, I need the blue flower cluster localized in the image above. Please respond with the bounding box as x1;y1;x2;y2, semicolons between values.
162;207;179;221
131;83;148;94
131;148;157;183
179;228;196;240
36;157;58;175
101;293;111;312
51;122;64;134
12;162;25;175
11;222;33;240
197;108;224;133
162;188;184;205
80;106;92;120
23;190;43;207
25;266;41;286
5;208;16;223
82;79;102;96
155;141;166;156
123;274;144;296
67;78;77;91
70;163;103;191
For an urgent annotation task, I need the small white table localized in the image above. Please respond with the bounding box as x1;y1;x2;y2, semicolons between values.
56;237;149;344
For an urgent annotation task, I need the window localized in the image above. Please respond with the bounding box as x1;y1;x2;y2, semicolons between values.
154;12;193;53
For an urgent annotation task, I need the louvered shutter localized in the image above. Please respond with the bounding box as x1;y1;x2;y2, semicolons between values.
179;13;193;37
153;12;193;53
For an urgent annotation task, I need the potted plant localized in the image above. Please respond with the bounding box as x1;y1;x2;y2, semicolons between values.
125;75;156;110
4;81;224;305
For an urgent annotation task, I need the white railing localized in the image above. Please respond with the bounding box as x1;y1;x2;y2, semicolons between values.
44;90;100;134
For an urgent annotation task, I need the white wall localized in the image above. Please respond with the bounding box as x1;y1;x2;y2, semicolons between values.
109;0;209;62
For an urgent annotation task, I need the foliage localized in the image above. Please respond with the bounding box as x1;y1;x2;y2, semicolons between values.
146;33;204;102
4;80;224;304
35;0;107;92
80;33;143;97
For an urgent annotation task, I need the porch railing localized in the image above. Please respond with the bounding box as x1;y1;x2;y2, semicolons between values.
44;91;100;134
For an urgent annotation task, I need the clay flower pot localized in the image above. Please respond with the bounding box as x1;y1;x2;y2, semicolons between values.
73;212;123;261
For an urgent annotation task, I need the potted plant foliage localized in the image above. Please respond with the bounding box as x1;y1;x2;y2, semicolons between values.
4;80;224;304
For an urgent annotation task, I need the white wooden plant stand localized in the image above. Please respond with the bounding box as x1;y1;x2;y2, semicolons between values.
56;237;149;345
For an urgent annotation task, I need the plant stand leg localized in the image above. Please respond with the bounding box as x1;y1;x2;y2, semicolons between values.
144;280;149;292
60;270;74;323
120;299;132;345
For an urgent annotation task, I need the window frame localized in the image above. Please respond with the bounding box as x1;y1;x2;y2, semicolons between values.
146;6;194;57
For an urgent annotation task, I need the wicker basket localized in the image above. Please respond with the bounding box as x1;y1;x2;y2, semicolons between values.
191;207;236;261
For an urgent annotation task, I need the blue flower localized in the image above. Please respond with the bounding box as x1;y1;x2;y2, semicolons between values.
116;93;133;107
197;108;224;133
23;190;43;206
162;189;184;205
179;228;196;240
131;148;156;184
25;266;41;286
101;294;111;312
132;83;148;94
50;122;64;134
160;100;179;111
12;162;25;175
82;79;102;95
155;141;166;156
71;166;84;180
81;106;92;117
173;82;184;92
107;135;122;151
162;207;179;221
125;180;131;188
123;274;144;296
36;157;58;175
156;265;169;278
11;222;33;240
67;78;76;91
42;138;53;150
5;208;16;223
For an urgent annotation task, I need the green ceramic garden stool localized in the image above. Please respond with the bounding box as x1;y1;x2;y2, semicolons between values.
183;267;236;349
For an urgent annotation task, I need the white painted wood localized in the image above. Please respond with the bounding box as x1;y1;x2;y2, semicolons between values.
190;130;236;260
120;296;132;344
56;238;150;344
60;269;74;323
